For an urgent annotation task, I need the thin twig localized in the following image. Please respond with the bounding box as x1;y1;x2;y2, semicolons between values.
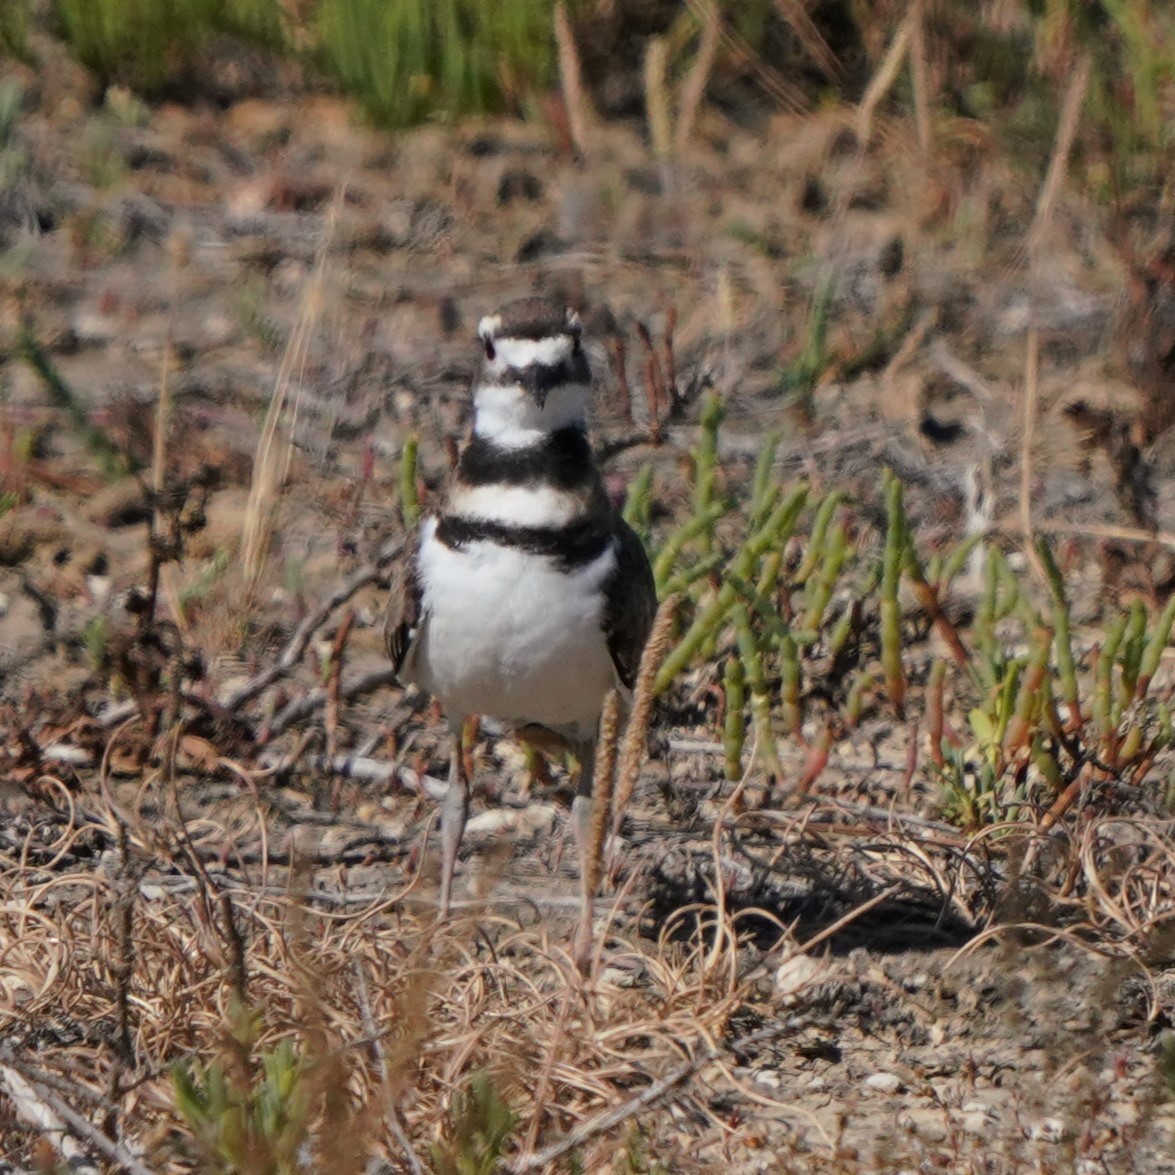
644;36;673;160
644;355;663;444
242;190;341;589
908;0;931;152
222;540;402;712
771;0;843;82
266;665;401;739
520;985;574;1156
325;608;356;777
662;304;679;413
351;958;424;1175
103;821;138;1140
507;1052;706;1173
793;883;903;957
1019;327;1047;587
855;9;914;146
1011;519;1175;550
636;322;666;444
219;892;248;1003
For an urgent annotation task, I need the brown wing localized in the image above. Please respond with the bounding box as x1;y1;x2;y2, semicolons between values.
602;518;657;692
384;531;424;681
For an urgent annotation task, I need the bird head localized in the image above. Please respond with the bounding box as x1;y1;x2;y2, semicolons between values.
477;297;588;410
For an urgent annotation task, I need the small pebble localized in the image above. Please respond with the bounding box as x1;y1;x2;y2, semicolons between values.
958;1104;993;1136
774;953;823;999
960;1114;988;1136
864;1072;902;1094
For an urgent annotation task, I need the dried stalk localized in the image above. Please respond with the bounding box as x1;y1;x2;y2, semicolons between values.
242;192;340;589
611;595;679;845
1026;52;1092;256
855;8;914;146
675;0;722;153
554;1;594;158
644;36;673;160
584;690;622;900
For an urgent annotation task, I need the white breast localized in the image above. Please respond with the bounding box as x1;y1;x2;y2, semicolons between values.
412;516;617;731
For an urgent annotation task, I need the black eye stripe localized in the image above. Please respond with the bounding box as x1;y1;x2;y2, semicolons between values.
481;352;591;392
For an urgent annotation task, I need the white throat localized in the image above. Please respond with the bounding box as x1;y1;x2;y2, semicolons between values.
472;382;590;449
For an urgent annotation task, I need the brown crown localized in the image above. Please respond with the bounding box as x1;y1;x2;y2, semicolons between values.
479;297;581;342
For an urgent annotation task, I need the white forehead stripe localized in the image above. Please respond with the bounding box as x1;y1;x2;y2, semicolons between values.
478;314;502;339
492;335;574;369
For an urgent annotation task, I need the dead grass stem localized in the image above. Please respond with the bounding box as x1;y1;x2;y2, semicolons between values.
1026;51;1092;257
241;192;340;593
612;594;680;846
675;0;722;154
554;1;593;159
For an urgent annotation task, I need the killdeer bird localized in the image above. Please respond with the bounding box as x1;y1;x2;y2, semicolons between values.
386;296;657;941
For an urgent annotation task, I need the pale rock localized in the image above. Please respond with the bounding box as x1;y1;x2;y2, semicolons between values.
958;1102;994;1136
774;953;824;999
465;803;560;837
86;574;112;606
1110;1101;1139;1127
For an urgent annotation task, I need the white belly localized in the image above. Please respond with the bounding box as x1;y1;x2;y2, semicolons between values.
412;516;617;730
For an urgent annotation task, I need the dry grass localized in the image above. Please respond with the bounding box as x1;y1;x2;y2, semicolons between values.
5;625;1175;1172
0;777;745;1170
7;326;1175;1167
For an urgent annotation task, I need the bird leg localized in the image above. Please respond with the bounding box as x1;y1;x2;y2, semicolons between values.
438;716;470;920
570;736;598;974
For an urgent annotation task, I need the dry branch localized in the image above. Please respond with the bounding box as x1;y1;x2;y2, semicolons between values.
506;1053;706;1173
0;1064;99;1175
0;1047;154;1175
222;539;402;712
266;666;401;738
